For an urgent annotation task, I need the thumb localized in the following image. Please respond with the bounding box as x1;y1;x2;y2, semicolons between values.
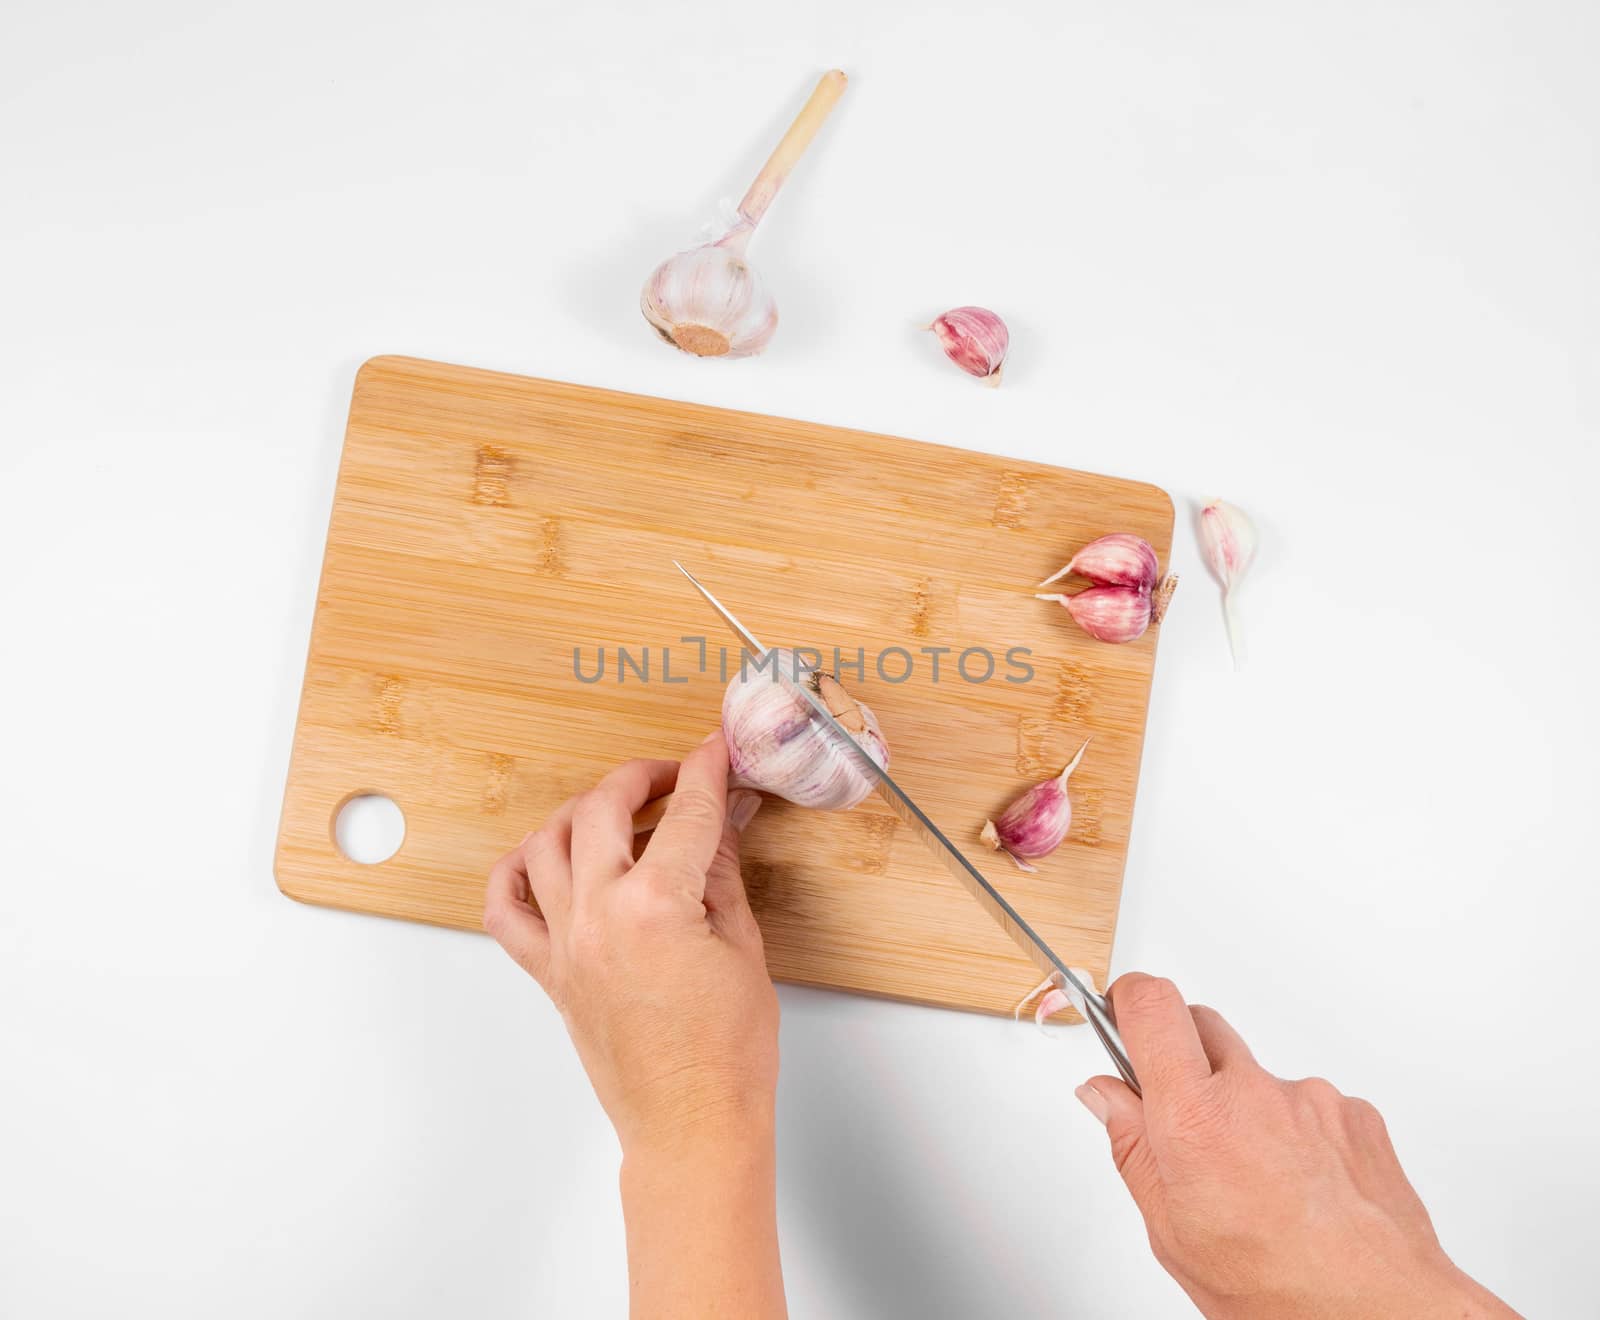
1078;1076;1163;1216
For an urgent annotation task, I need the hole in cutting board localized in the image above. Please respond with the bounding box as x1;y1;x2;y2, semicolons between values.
334;794;406;864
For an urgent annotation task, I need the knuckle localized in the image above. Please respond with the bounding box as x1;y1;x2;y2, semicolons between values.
669;783;723;823
1108;1126;1145;1176
1345;1096;1389;1139
593;764;638;798
1292;1076;1345;1115
1298;1075;1341;1102
1116;974;1182;1018
571;787;607;820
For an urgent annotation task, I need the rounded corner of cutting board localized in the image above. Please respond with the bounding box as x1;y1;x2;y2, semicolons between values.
272;851;318;908
351;354;418;391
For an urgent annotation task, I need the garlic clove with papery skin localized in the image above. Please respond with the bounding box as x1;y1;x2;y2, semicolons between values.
641;234;778;358
722;648;889;811
1199;500;1258;668
980;740;1089;871
1039;533;1160;592
1014;967;1098;1025
928;306;1009;384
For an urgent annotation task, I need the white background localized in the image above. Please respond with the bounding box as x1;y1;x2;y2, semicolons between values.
2;1;1596;1316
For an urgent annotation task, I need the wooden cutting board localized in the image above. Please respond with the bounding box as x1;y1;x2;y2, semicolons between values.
275;356;1173;1018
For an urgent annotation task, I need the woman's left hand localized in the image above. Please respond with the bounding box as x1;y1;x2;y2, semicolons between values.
483;729;775;1156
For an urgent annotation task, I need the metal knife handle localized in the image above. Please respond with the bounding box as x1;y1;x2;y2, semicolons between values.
1081;991;1141;1095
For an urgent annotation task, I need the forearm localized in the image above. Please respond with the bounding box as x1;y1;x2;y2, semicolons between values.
620;1120;785;1320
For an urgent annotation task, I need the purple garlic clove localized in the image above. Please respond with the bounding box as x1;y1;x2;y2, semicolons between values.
1035;584;1154;644
1039;533;1160;593
980;740;1090;870
928;306;1009;384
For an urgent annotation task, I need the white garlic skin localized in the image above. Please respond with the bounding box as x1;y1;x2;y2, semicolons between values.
641;239;778;359
1199;499;1257;668
722;649;889;810
1199;500;1257;590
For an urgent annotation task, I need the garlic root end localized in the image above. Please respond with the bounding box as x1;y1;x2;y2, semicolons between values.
1152;573;1179;623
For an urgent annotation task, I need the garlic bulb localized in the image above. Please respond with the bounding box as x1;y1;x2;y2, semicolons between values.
928;306;1008;384
642;70;847;358
722;648;889;810
980;739;1089;871
1198;499;1257;668
641;237;776;358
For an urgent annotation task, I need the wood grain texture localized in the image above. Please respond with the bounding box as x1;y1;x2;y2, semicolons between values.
275;356;1174;1018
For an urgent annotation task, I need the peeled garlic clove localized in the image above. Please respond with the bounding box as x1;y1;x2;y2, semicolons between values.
929;306;1008;384
1036;585;1152;644
1039;533;1159;592
640;238;779;359
980;740;1089;869
1199;499;1258;668
722;648;889;810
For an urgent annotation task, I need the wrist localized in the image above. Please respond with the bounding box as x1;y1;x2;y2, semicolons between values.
621;1105;776;1177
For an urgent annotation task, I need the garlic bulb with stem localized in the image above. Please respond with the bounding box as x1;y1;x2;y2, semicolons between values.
980;739;1090;871
1199;499;1257;668
721;647;888;810
641;70;848;359
928;306;1009;384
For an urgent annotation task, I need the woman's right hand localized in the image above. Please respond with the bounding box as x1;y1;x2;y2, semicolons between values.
1077;974;1519;1320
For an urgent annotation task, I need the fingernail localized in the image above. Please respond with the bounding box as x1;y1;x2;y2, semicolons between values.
1075;1083;1110;1126
701;728;723;745
727;790;762;831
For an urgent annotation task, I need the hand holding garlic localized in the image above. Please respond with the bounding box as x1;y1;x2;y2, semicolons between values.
483;736;786;1318
642;70;848;358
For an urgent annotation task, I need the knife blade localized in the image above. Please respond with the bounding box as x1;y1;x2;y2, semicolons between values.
672;561;1140;1094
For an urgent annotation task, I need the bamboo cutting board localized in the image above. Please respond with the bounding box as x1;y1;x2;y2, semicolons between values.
275;356;1173;1018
